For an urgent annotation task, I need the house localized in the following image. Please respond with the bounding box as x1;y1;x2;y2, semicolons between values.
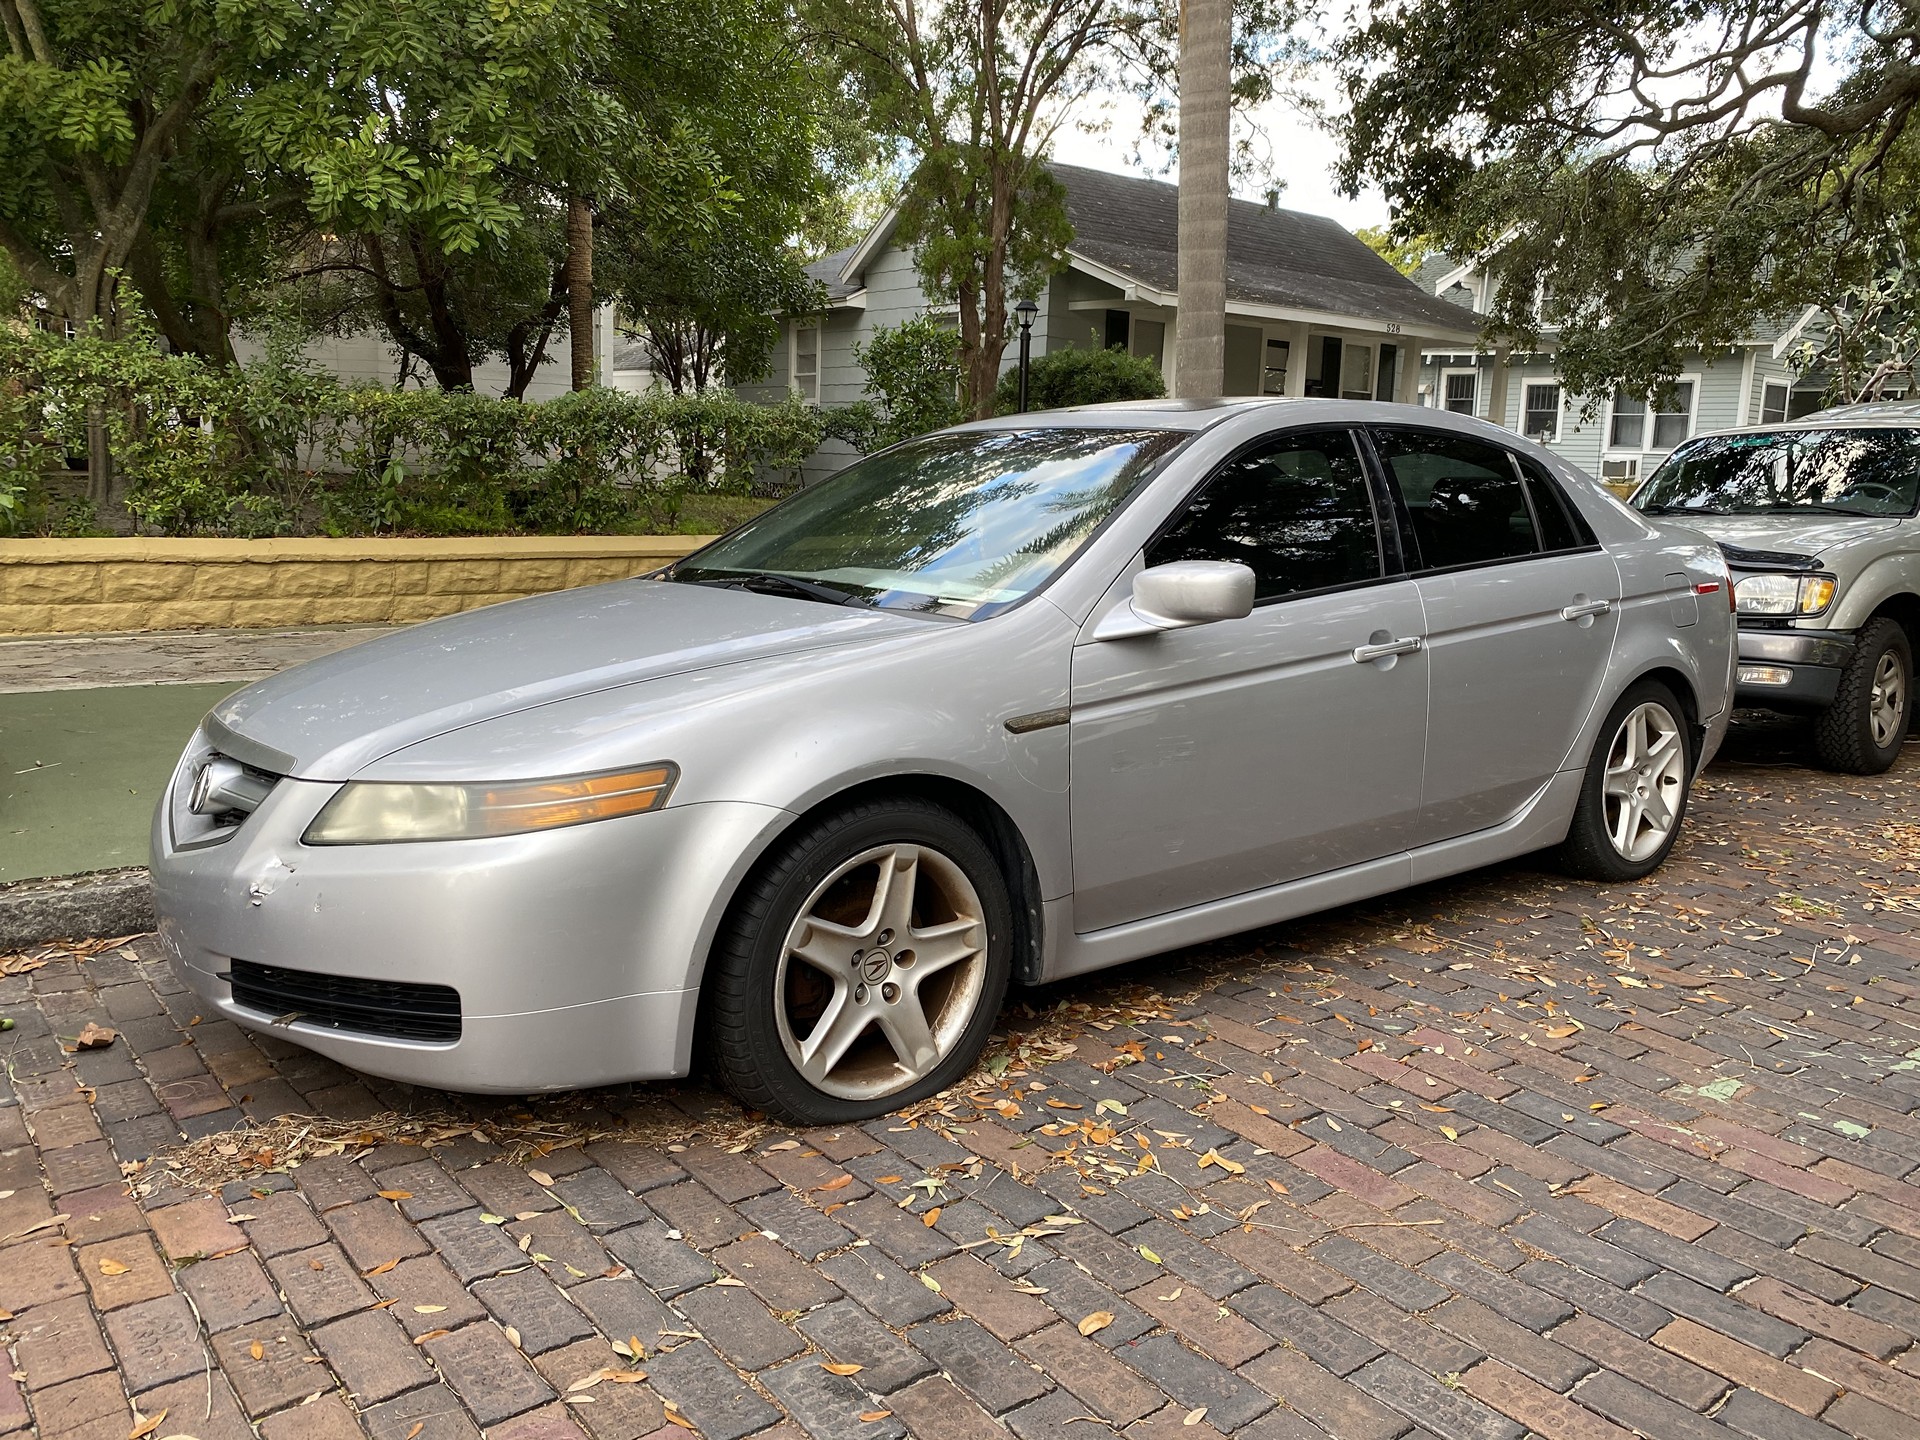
1412;258;1832;486
739;163;1484;480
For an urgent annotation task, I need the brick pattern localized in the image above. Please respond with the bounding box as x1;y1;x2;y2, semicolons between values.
2;729;1919;1437
0;536;705;636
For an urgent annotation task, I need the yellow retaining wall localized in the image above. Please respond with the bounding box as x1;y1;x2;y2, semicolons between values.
0;536;713;635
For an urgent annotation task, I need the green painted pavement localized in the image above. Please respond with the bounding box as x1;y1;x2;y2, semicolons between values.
0;683;239;882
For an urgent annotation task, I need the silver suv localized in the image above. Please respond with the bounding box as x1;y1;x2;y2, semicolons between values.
1632;403;1919;772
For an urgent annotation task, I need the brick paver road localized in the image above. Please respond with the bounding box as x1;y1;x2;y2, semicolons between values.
4;724;1919;1440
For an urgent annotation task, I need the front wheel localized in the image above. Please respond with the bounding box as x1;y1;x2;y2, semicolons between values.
1558;681;1693;882
703;797;1012;1124
1811;617;1911;774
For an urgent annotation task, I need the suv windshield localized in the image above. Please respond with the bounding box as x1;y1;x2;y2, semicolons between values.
1636;428;1920;517
668;427;1183;619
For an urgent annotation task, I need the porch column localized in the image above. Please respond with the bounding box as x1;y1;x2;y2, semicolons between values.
1485;345;1512;426
1162;312;1178;395
1284;322;1311;397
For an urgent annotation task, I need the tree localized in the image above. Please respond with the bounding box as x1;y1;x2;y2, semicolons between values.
1175;0;1232;397
812;0;1161;419
1329;0;1920;399
1355;225;1437;277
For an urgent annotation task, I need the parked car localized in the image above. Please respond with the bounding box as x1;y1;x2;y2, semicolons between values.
1632;403;1920;772
153;400;1734;1123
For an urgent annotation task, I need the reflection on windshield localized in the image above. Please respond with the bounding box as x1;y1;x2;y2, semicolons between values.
1637;429;1920;517
669;428;1184;618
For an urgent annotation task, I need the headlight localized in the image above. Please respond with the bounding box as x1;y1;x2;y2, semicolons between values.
303;764;678;844
1734;573;1836;617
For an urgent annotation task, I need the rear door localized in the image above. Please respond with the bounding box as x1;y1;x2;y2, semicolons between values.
1067;428;1429;933
1370;427;1621;843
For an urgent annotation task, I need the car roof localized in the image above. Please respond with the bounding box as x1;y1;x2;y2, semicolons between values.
955;396;1503;435
1698;399;1920;438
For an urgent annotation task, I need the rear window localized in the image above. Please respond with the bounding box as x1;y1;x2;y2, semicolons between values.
1637;428;1920;516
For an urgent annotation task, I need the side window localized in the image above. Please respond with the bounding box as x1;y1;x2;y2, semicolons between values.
1375;428;1541;571
1148;431;1382;601
1518;460;1592;552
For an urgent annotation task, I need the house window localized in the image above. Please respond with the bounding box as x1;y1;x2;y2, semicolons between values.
1442;371;1478;415
1522;382;1562;442
1608;388;1645;449
791;321;819;403
1104;309;1131;351
1262;338;1290;395
1340;343;1374;400
1375;344;1399;402
1761;380;1790;425
1650;381;1694;450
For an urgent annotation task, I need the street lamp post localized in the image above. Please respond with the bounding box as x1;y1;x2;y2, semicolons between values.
1015;299;1038;412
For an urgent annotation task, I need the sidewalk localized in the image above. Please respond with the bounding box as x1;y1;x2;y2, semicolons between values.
1;734;1917;1439
0;628;392;883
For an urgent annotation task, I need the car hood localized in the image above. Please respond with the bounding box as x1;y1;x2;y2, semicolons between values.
207;579;930;780
1670;513;1905;560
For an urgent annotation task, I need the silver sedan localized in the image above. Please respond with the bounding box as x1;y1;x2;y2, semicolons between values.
152;400;1735;1122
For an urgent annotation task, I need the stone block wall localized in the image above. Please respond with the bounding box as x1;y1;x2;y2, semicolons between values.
0;536;711;635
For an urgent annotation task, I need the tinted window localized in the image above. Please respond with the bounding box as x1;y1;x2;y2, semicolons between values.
1148;431;1381;600
1636;428;1920;516
1376;429;1540;570
1520;463;1588;551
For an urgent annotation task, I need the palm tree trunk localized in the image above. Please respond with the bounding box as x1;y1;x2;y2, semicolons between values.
1175;0;1231;398
566;194;596;391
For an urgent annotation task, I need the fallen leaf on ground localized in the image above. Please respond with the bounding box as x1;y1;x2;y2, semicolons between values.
412;1305;446;1314
97;1258;131;1276
859;1412;892;1423
922;1207;942;1227
128;1407;167;1439
1078;1311;1114;1336
528;1170;554;1187
69;1022;118;1051
249;1341;265;1361
377;1190;413;1201
362;1259;400;1276
1183;1406;1208;1426
814;1174;854;1193
412;1329;452;1345
821;1361;863;1375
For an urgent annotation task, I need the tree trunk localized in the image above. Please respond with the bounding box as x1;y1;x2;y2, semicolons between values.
1175;0;1231;398
567;194;596;391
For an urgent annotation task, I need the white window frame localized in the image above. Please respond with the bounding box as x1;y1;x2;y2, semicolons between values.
1520;379;1564;444
1440;367;1480;417
790;318;821;405
1604;372;1701;460
1760;380;1790;426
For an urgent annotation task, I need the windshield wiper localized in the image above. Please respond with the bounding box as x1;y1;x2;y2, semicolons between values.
1759;502;1876;516
688;572;870;607
1640;503;1730;515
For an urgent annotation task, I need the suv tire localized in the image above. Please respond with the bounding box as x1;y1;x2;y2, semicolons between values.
1812;617;1912;775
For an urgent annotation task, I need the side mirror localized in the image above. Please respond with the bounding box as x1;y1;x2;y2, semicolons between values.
1092;560;1256;640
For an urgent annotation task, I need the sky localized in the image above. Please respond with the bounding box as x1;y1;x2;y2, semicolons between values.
1048;89;1393;233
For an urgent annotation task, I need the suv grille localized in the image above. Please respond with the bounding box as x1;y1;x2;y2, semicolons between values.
229;961;462;1043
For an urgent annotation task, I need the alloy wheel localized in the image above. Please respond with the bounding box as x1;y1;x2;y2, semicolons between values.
1601;701;1688;863
1869;649;1907;750
773;843;988;1101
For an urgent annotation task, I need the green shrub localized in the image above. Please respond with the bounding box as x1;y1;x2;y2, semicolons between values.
993;344;1167;414
852;315;964;448
0;323;824;537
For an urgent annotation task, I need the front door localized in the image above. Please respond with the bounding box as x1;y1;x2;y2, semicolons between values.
1371;428;1622;841
1068;429;1430;934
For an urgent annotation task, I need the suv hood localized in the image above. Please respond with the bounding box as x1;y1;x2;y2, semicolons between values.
207;579;928;780
1668;513;1905;558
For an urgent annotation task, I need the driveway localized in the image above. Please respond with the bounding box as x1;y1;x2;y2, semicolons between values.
2;724;1917;1440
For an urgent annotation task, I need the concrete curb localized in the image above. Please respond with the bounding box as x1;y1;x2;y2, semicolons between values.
0;867;155;950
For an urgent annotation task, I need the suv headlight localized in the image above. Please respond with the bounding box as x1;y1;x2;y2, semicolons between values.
304;764;678;844
1733;573;1836;617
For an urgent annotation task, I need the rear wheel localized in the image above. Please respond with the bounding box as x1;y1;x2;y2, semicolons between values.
1811;617;1911;774
1558;681;1693;882
703;797;1012;1124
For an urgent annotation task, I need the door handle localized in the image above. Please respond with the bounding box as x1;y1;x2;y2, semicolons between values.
1561;599;1614;621
1352;636;1423;663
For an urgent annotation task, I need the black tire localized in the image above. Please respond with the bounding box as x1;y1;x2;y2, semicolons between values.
1811;617;1912;775
703;796;1013;1125
1558;680;1695;882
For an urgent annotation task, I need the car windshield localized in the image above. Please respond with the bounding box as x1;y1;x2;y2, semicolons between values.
1636;428;1920;517
668;427;1183;619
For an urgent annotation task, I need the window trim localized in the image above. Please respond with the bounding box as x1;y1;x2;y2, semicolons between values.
1439;367;1480;417
1367;424;1604;579
1604;372;1701;458
1520;379;1564;444
1759;379;1790;426
790;318;821;405
1143;425;1402;609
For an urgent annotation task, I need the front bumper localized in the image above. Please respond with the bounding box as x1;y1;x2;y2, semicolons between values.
1733;628;1854;711
152;773;789;1093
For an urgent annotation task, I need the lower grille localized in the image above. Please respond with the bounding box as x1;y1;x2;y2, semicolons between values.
229;960;462;1043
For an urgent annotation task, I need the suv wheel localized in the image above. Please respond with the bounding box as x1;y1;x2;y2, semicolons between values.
1812;617;1912;774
